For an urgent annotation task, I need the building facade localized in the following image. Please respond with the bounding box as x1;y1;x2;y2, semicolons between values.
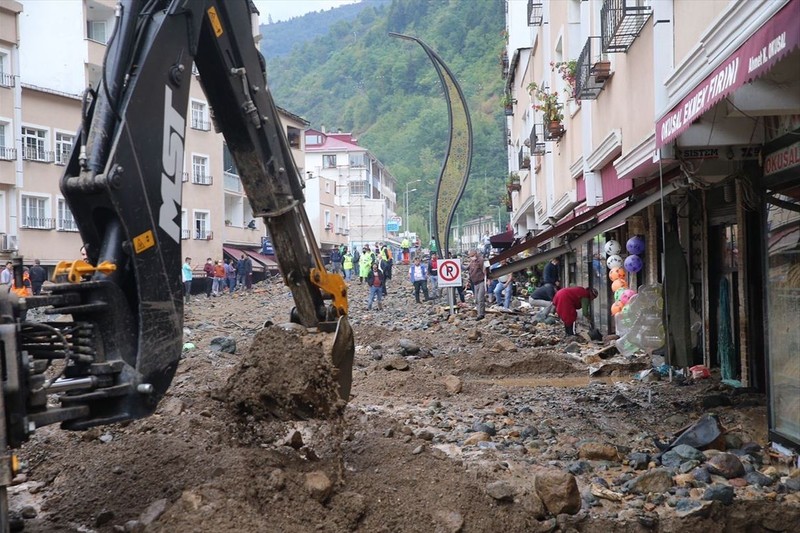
304;128;398;252
502;0;799;449
0;0;322;276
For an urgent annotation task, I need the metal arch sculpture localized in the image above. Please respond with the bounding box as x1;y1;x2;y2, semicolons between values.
389;32;473;256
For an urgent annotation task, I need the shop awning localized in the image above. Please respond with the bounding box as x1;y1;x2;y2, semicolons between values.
489;179;687;279
656;0;800;148
489;229;515;249
223;246;278;272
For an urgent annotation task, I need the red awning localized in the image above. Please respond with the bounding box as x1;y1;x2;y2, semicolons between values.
223;246;278;272
489;229;515;248
656;0;800;148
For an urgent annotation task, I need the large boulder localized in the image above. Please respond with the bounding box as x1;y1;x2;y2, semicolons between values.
534;470;581;516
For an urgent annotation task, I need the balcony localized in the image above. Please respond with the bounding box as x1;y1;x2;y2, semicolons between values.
0;147;15;161
224;171;242;193
192;173;213;186
543;119;565;142
501;50;509;78
527;1;543;26
181;229;191;240
518;147;531;170
57;218;79;232
182;172;189;183
0;72;14;88
601;0;652;53
54;150;72;166
194;229;213;240
22;147;53;163
21;217;55;230
529;124;546;156
191;119;210;131
575;37;612;100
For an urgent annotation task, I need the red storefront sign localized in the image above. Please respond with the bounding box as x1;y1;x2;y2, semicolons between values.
764;141;800;176
656;0;800;148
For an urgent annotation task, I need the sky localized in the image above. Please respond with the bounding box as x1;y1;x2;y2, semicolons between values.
253;0;361;24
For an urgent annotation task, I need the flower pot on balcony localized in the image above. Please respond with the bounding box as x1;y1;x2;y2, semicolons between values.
593;60;611;83
520;157;530;170
547;120;564;138
507;182;521;192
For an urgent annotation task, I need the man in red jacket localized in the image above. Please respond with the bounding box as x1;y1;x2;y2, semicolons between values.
552;286;598;336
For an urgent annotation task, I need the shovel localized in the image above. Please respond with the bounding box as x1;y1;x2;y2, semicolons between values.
587;315;603;341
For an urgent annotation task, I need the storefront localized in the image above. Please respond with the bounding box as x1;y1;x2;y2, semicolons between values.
762;121;800;449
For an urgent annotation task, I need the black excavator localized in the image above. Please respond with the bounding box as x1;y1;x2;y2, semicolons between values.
0;1;354;529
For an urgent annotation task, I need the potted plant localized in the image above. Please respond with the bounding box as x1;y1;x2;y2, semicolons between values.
552;60;577;99
521;155;531;169
528;82;564;134
593;57;611;82
503;194;514;212
507;172;521;192
500;93;515;115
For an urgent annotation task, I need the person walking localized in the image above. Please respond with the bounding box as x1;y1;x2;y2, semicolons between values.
468;250;486;320
243;255;253;291
203;258;215;297
181;257;193;303
482;232;492;258
428;253;439;299
366;262;385;310
212;260;225;296
408;257;430;303
330;247;343;276
358;246;373;284
401;237;411;264
0;262;12;285
380;245;393;295
224;258;237;294
343;250;354;281
552;286;598;337
236;254;247;288
29;259;47;295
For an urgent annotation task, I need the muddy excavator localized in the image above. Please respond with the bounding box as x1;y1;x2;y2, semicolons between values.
0;1;354;529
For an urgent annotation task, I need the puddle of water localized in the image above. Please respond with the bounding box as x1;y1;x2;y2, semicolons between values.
473;376;626;388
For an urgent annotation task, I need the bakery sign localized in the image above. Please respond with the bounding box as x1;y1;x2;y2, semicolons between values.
656;0;800;148
763;141;800;177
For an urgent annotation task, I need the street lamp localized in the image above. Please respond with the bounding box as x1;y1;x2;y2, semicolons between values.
405;179;421;237
488;204;503;233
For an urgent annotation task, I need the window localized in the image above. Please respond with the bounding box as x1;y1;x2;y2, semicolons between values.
349;153;366;168
324;210;331;230
181;209;190;240
306;133;323;145
0;51;12;87
21;195;51;229
0;122;13;160
223;144;238;176
335;214;341;233
194;210;211;239
287;126;301;149
57;198;78;231
87;20;107;43
191;101;209;131
349;180;368;197
325;181;330;193
322;154;336;169
55;132;73;165
22;127;50;162
191;155;212;185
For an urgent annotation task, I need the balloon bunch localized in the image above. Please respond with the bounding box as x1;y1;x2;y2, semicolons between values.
614;284;666;356
604;236;644;316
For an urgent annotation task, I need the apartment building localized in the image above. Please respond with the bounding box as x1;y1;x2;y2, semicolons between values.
304;128;399;252
502;0;799;449
0;0;325;277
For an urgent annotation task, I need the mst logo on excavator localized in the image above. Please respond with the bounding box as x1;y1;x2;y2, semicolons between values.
159;85;185;244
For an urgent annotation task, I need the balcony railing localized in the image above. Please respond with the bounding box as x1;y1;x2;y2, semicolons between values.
527;1;543;26
54;150;72;165
194;229;213;240
192;173;213;185
191;119;210;131
601;0;652;53
21;217;55;230
575;36;612;100
518;146;530;169
0;72;14;87
182;172;189;182
57;218;79;232
223;171;242;192
0;147;15;160
22;147;54;162
529;124;546;156
181;229;191;240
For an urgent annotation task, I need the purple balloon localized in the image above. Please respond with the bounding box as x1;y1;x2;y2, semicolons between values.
626;236;645;255
624;254;643;273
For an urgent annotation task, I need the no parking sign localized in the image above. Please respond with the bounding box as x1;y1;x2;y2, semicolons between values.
438;259;462;287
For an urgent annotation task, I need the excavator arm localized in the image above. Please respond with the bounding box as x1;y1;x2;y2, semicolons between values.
0;2;353;524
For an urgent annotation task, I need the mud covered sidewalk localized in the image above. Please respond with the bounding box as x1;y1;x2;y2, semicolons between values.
9;280;800;532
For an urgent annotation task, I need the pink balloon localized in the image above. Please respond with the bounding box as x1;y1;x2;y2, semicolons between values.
620;289;636;304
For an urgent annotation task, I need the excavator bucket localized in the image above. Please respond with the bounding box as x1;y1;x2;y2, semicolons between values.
331;316;355;401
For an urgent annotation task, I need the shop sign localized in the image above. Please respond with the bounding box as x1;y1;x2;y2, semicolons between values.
677;145;762;160
764;141;800;176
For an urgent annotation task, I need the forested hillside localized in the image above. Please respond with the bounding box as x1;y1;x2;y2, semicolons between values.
261;0;507;241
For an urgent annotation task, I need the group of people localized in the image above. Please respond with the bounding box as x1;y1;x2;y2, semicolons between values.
182;254;254;302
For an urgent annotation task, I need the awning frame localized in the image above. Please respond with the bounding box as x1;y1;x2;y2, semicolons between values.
489;179;687;279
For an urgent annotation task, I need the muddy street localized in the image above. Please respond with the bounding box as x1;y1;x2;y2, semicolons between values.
9;279;800;532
